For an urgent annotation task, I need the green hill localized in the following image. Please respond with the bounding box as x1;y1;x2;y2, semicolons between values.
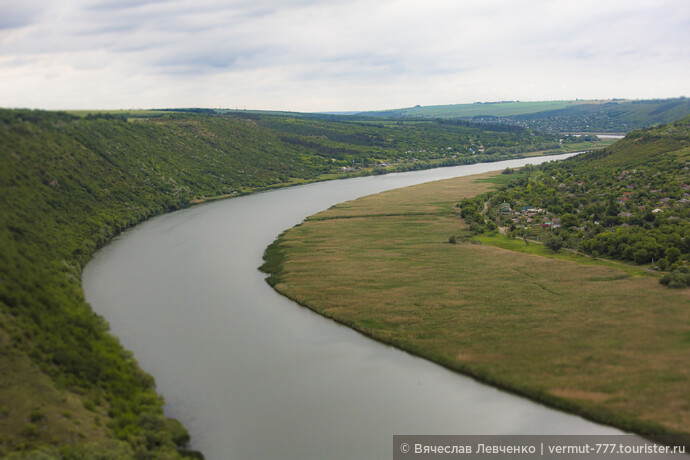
474;115;690;280
360;100;574;118
0;108;605;457
259;116;690;442
361;98;690;133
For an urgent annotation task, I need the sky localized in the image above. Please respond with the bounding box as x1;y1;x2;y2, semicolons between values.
0;0;688;112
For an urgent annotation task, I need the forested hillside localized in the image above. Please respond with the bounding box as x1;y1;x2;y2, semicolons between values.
464;115;690;286
362;98;690;133
0;108;598;457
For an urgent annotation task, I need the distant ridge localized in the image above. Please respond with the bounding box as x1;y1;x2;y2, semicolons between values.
359;97;690;133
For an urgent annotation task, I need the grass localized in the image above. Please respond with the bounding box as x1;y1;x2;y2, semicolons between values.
262;171;690;440
364;101;579;118
475;233;655;278
0;311;112;454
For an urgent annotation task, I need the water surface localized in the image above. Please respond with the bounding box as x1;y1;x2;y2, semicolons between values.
83;155;624;460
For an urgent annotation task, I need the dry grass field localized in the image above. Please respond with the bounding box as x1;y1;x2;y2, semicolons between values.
263;171;690;438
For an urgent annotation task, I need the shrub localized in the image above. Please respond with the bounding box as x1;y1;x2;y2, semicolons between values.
656;258;669;271
22;423;38;438
544;235;564;252
668;271;689;288
660;269;690;288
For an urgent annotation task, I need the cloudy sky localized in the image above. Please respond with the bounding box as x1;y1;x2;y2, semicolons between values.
1;0;688;112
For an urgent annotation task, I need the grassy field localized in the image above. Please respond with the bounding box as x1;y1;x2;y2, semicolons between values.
361;100;579;118
263;171;690;439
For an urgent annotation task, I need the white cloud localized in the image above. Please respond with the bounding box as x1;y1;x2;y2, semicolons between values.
0;0;688;110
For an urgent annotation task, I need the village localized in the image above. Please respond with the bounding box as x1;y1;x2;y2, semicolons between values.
475;157;690;269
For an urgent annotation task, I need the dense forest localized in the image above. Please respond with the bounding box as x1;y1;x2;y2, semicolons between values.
0;108;602;457
460;115;690;287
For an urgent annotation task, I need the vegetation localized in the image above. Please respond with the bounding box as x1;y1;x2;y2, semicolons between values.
261;170;690;443
0;107;610;456
469;116;690;287
245;112;597;170
362;97;690;133
361;100;578;118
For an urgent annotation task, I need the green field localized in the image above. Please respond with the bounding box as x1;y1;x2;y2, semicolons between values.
262;171;690;439
361;100;577;118
361;98;690;133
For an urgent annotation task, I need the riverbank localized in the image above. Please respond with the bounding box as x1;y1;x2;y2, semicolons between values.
0;110;597;456
85;155;619;460
187;141;615;206
261;171;690;443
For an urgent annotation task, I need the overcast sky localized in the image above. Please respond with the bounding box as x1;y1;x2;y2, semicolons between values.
0;0;688;112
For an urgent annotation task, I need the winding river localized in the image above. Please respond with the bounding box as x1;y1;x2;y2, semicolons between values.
83;154;624;459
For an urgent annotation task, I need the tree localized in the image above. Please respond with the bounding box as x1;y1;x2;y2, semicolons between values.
633;248;650;265
665;247;681;264
544;235;564;252
561;213;579;228
656;258;669;271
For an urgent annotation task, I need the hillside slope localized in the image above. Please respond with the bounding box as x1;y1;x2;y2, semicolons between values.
0;108;601;456
476;115;690;277
361;98;690;133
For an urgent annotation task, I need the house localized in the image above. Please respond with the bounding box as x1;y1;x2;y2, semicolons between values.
652;208;663;213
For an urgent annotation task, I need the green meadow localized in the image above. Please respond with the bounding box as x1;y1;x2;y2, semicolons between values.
262;171;690;439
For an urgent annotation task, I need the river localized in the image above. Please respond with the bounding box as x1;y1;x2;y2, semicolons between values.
82;154;624;460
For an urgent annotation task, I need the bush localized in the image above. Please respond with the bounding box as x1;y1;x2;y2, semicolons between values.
22;423;38;438
670;261;684;271
469;222;485;234
544;235;564;252
656;258;669;271
668;271;689;288
660;269;690;288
